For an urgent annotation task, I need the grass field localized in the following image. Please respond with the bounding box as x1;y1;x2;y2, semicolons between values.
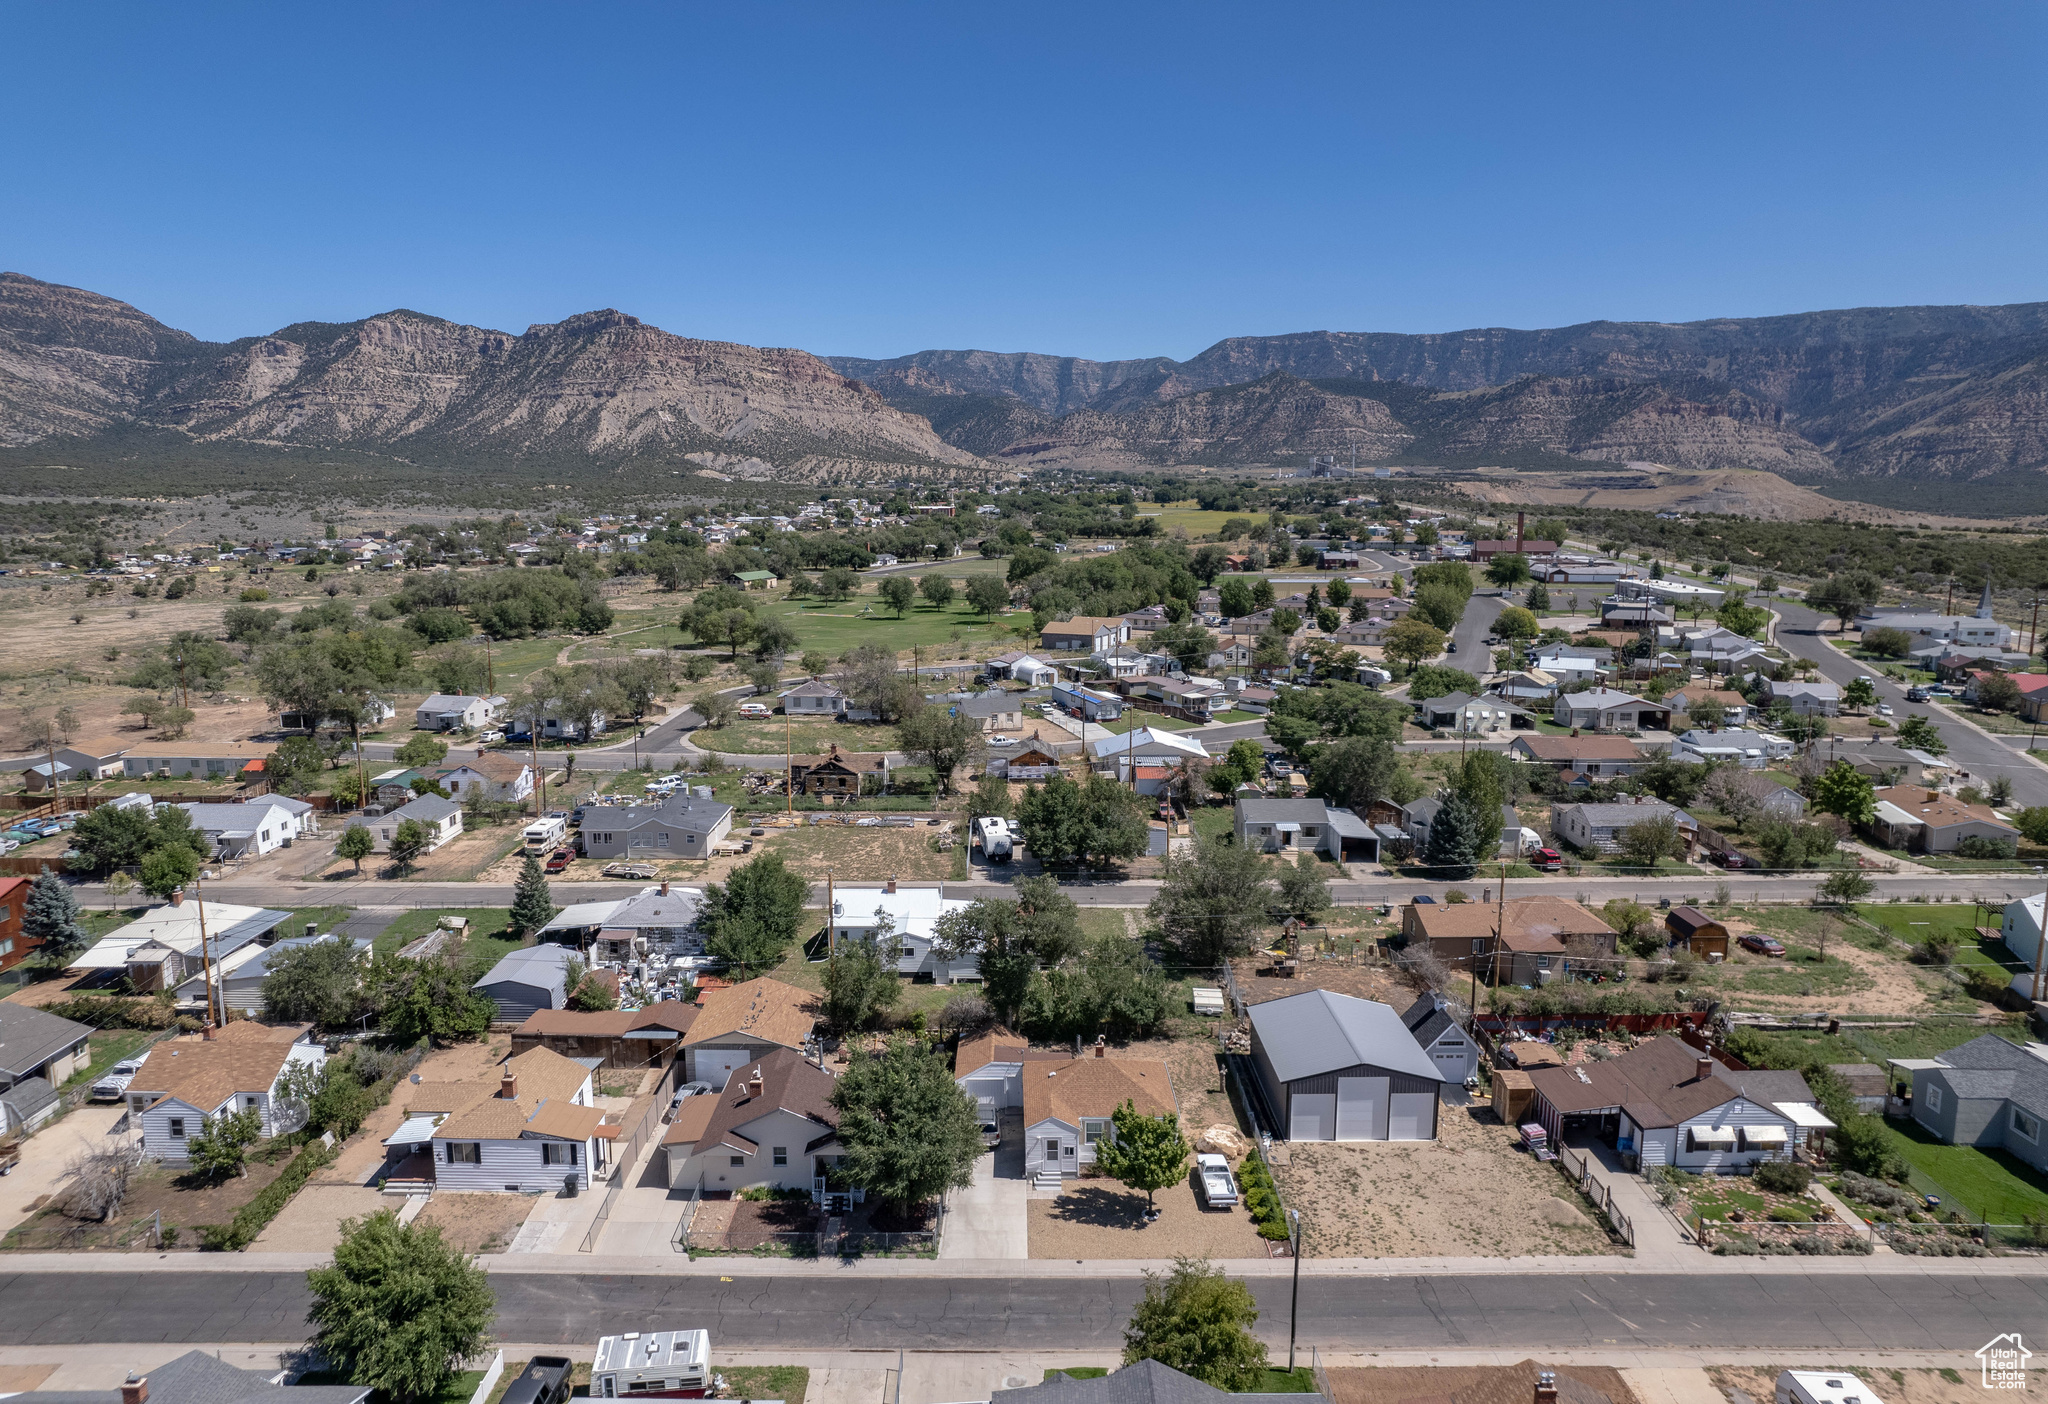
1140;504;1258;538
754;598;1019;657
698;719;903;755
1856;904;2025;975
375;907;518;957
1882;1116;2048;1223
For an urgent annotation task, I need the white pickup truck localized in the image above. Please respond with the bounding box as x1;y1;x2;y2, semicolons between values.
1194;1153;1239;1210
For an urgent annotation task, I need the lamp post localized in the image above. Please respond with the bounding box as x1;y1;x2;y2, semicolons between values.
1286;1208;1303;1371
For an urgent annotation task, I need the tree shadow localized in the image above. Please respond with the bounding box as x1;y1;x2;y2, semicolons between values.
1043;1185;1149;1229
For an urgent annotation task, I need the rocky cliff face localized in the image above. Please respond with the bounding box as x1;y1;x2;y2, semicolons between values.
0;274;981;481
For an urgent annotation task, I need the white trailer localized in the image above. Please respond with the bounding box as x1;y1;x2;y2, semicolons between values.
522;815;568;852
973;816;1013;861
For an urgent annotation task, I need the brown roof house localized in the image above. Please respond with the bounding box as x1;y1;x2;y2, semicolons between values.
393;1045;613;1193
682;976;819;1088
1508;734;1647;780
1040;617;1130;656
128;1025;327;1164
1022;1043;1175;1183
789;744;892;798
1663;906;1729;960
1868;786;2020;854
954;1026;1073;1114
661;1047;844;1193
1401;897;1617;986
1525;1035;1822;1173
511;1000;699;1070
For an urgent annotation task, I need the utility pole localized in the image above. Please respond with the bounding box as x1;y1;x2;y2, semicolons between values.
484;634;495;693
193;874;218;1030
786;710;793;820
2034;886;2046;1005
1286;1209;1303;1370
1492;860;1508;992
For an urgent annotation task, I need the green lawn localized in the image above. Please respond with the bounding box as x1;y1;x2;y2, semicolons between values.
1076;908;1133;941
718;1367;809;1404
1142;504;1260;538
754;599;1015;656
701;720;904;755
374;907;518;958
1882;1117;2048;1224
1190;806;1235;842
283;905;355;938
62;1028;154;1090
1931;698;2036;735
1856;904;2023;974
1095;711;1204;734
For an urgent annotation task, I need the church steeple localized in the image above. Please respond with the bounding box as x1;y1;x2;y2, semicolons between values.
1978;580;1995;620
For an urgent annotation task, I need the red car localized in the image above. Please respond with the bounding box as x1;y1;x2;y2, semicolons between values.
1529;846;1563;872
1738;932;1786;958
544;846;575;873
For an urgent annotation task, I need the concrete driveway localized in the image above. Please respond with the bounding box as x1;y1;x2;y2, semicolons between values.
940;1113;1025;1260
0;1105;131;1234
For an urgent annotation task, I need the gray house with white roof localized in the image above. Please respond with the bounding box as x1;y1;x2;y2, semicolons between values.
1896;1034;2048;1174
473;944;576;1021
1246;988;1445;1141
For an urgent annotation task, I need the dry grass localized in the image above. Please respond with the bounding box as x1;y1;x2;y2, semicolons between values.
1327;1366;1639;1404
1274;1102;1616;1259
247;1183;389;1252
1708;1367;1977;1404
414;1192;538;1254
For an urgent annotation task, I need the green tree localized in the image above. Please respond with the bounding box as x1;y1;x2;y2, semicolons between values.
822;917;901;1032
262;938;368;1028
1617;815;1682;869
968;770;1016;822
394;733;450;769
1805;571;1883;633
1406;664;1480;701
1149;835;1273;966
1218;579;1255;618
1382;617;1446;668
703;852;810;977
376;955;495;1046
1325;579;1352;609
2017;807;2048;847
1974;672;2023;714
1842;677;1878;712
1306;734;1404;813
1421;789;1487;878
1121;1256;1269;1390
1894;714;1946;756
1601;899;1661;957
1152;621;1217;674
1412;583;1465;633
1016;772;1148;869
1275;851;1331;925
966;575;1010;618
1093;1099;1191;1211
509;855;555;935
1686;696;1727;732
22;868;87;966
1861;626;1914;659
918;574;956;609
1818;866;1875;905
1494;605;1538;641
1525;581;1550;613
934;876;1084;1027
1811;760;1877;825
1484;553;1532;589
896;701;984;797
567;962;618;1011
879;576;918;617
307;1211;495;1404
336;825;375;875
139;844;200;898
829;1037;984;1214
387;819;432;874
186;1105;263;1183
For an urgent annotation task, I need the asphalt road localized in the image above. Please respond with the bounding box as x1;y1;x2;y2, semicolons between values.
1769;600;2048;807
0;1271;2040;1351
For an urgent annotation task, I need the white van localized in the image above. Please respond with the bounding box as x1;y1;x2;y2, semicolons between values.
522;815;568;852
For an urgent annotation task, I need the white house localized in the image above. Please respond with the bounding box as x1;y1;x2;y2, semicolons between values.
414;694;506;731
72;894;292;992
176;797;314;860
1019;1047;1176;1182
1864;585;2014;650
1669;728;1797;769
1401;994;1477;1088
819;883;979;983
346;794;463;854
1553;689;1668;732
437;755;534;805
1766;680;1841;717
127;1022;328;1163
779;678;850;716
1998;893;2048;975
1551;799;1697;854
1040;617;1130;656
1086;727;1208;770
396;1046;608;1193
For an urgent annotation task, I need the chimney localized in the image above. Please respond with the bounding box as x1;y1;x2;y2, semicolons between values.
885;877;897;894
122;1376;148;1404
1515;512;1526;555
1093;1036;1105;1059
201;1025;215;1041
1695;1056;1713;1082
1535;1373;1557;1404
169;887;185;908
748;1069;764;1097
500;1071;518;1100
660;880;670;896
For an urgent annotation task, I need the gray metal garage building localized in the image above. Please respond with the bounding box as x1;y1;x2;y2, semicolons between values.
1246;988;1444;1141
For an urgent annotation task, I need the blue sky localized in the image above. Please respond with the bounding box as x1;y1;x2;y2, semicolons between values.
3;2;2043;361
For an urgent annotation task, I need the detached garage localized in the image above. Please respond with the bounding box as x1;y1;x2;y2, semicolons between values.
1247;989;1445;1142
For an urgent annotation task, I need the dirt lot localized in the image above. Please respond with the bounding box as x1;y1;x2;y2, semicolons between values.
1231;954;1408;1010
415;1192;537;1253
1327;1365;1639;1404
1103;1033;1237;1144
755;822;961;881
1273;1101;1615;1259
690;1196;821;1251
1028;1171;1271;1259
248;1183;389;1252
1708;1367;1978;1404
1705;910;1947;1018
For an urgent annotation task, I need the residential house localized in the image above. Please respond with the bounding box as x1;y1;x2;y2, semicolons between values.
1121;675;1229;722
14;738;132;788
438;754;535;805
367;768;423;808
24;1349;371;1404
1964;671;2048;719
1921;644;2035;679
179;931;370;1014
986;652;1060;687
1233;797;1380;863
1087;727;1209;773
71;893;293;992
177;799;310;859
588;884;706;963
1051;681;1124;721
1669;686;1754;727
1400;896;1618;986
0;1002;91;1133
1525;1035;1820;1172
0;875;26;972
128;1023;328;1162
1669;728;1796;769
1490;669;1562;704
661;1048;846;1192
815;882;980;983
1892;1034;2048;1174
1767;679;1841;717
414;694;505;731
782;744;891;798
1868;786;2020;854
954;1027;1074;1112
1753;779;1810;820
957;693;1026;734
120;741;271;781
681;976;819;1087
1120;605;1169;635
577;795;736;860
1508;734;1646;781
1040;617;1130;655
1599;601;1674;630
731;570;779;589
511;1001;699;1070
1829;739;1938;788
1550;798;1698;855
987;744;1062;781
1999;893;2048;976
1552;689;1669;733
400;1045;610;1193
1664;906;1730;959
780;678;851;716
1206;640;1255;673
1400;994;1477;1087
1863;585;2014;650
344;793;462;854
1246;989;1443;1141
1400;797;1532;859
279;696;396;733
472;944;577;1021
1526;647;1608;687
1021;1045;1176;1180
1414;691;1533;733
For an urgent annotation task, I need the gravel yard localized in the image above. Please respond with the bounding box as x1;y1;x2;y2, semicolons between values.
1027;1172;1271;1259
415;1193;538;1253
248;1185;390;1252
1274;1101;1616;1259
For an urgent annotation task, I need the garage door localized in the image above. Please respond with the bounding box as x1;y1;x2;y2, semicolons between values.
1388;1091;1436;1141
693;1047;752;1089
1289;1092;1335;1141
1335;1076;1388;1140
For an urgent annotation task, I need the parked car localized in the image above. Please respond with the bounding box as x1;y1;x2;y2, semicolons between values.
544;847;575;873
90;1059;145;1102
1711;849;1756;869
988;734;1013;746
1739;932;1787;957
477;730;505;745
979;1116;1002;1148
1413;894;1437;905
737;702;772;719
667;1081;713;1118
499;1358;575;1404
1877;703;1895;716
1194;1152;1239;1209
1529;846;1563;873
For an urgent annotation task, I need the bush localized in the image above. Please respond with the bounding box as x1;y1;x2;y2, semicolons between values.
1837;1170;1914;1210
197;1138;335;1251
1767;1204;1813;1222
1753;1159;1812;1194
1237;1152;1292;1240
48;995;175;1030
1957;835;2018;860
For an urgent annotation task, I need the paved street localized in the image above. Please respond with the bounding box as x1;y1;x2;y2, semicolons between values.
0;1270;2039;1351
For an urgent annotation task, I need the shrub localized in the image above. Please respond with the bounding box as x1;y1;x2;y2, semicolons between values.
1767;1204;1813;1222
1753;1160;1812;1194
1957;835;2018;860
1237;1152;1292;1241
197;1138;335;1251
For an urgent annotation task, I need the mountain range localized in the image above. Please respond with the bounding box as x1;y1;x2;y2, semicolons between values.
6;270;2048;511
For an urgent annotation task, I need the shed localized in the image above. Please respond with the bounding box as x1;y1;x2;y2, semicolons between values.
1245;989;1444;1142
1664;906;1730;959
471;945;574;1022
1828;1062;1889;1113
1491;1068;1535;1126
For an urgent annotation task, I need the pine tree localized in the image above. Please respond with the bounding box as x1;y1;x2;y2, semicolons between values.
1421;790;1486;878
510;854;555;934
22;867;87;965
